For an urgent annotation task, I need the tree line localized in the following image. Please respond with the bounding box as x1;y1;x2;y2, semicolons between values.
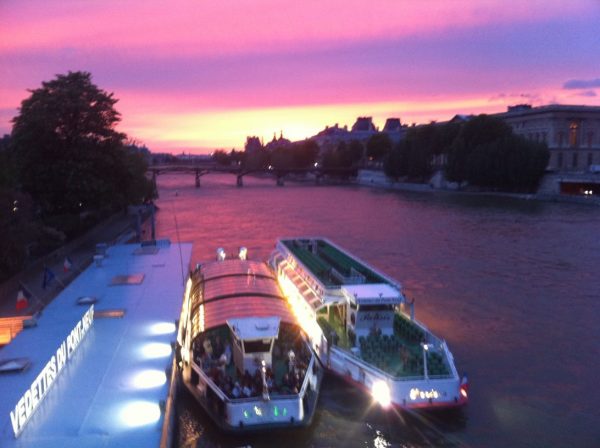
0;71;155;281
383;116;549;191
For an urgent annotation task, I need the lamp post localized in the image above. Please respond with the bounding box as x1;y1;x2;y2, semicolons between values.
422;343;429;380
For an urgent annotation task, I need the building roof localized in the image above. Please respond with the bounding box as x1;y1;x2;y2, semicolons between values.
498;104;600;118
0;241;192;447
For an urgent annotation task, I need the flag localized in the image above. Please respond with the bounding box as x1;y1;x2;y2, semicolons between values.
42;266;56;290
63;257;73;273
16;289;29;311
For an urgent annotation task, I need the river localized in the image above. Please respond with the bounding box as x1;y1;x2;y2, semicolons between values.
153;173;600;448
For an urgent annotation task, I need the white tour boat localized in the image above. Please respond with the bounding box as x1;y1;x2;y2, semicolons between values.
270;238;468;410
176;248;322;431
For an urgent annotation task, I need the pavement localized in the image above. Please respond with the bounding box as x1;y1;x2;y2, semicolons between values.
0;210;148;317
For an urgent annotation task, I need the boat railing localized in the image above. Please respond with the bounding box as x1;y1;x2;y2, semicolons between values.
333;345;454;382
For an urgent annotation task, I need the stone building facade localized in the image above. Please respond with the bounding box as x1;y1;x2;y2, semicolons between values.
495;104;600;172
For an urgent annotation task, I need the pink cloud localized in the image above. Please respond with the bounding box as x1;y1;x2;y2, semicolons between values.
0;0;594;56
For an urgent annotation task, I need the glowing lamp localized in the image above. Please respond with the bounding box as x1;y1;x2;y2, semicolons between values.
131;369;167;389
120;401;161;427
372;380;391;408
140;342;172;359
149;322;176;335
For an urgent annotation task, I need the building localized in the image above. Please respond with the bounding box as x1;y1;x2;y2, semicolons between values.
311;117;406;156
495;104;600;172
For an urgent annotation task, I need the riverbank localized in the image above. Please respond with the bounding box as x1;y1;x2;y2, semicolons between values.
356;169;600;206
0;207;152;317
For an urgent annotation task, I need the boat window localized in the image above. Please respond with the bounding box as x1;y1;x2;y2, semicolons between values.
243;339;272;353
350;302;357;310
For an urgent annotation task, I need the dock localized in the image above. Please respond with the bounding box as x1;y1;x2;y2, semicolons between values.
0;240;192;447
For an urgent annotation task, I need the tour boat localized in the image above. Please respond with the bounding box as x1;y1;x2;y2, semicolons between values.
176;248;322;431
269;238;468;410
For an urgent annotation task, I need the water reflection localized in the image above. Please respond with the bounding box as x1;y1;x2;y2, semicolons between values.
156;174;600;447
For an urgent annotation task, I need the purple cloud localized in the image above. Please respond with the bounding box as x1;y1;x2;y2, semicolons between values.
563;78;600;89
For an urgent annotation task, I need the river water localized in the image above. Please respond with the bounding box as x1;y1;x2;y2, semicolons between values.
153;173;600;448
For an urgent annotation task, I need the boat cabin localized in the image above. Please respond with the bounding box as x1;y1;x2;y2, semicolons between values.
341;284;403;339
227;316;280;374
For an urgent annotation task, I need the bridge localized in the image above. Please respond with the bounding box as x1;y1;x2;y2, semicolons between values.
148;163;358;187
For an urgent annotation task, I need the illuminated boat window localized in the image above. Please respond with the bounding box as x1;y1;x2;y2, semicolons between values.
0;358;31;373
77;296;98;305
110;274;145;285
95;309;126;318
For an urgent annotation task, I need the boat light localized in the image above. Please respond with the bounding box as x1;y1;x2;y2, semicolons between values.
131;369;167;389
372;380;391;408
239;247;248;260
140;342;172;359
120;401;161;427
216;248;226;261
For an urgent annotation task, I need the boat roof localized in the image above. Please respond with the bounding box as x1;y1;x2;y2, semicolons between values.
192;259;295;332
279;238;389;288
341;284;404;305
0;240;192;447
227;316;281;340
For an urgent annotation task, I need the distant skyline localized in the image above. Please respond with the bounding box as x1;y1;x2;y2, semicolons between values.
1;0;600;154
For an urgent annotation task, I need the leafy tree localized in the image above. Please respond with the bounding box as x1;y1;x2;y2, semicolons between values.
446;115;512;183
291;139;319;169
0;189;39;281
0;135;16;188
212;149;231;165
366;133;392;161
11;71;152;228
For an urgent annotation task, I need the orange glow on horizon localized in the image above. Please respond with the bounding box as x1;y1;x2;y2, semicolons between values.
118;89;584;154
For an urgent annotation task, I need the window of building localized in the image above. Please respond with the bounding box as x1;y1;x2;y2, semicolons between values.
588;132;594;147
557;152;563;169
558;131;564;147
588;152;593;167
569;122;579;147
543;132;547;143
572;152;578;168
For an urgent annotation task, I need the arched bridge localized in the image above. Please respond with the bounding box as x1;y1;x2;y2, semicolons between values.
148;163;358;187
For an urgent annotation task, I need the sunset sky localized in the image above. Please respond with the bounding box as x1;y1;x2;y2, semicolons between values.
1;0;599;154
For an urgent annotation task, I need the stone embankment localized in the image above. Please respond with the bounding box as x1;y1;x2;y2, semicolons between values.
356;169;600;205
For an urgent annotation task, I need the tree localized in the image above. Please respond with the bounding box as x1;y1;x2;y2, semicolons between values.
366;133;392;161
446;115;512;183
0;135;16;188
11;71;152;229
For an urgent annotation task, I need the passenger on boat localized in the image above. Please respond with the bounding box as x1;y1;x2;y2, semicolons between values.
203;338;213;358
232;382;241;398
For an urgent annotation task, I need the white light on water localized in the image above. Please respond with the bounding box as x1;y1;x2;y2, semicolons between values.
120;401;161;427
372;380;391;408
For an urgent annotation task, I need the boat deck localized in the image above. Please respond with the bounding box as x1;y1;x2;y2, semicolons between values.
193;322;311;398
318;309;451;378
282;239;386;287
